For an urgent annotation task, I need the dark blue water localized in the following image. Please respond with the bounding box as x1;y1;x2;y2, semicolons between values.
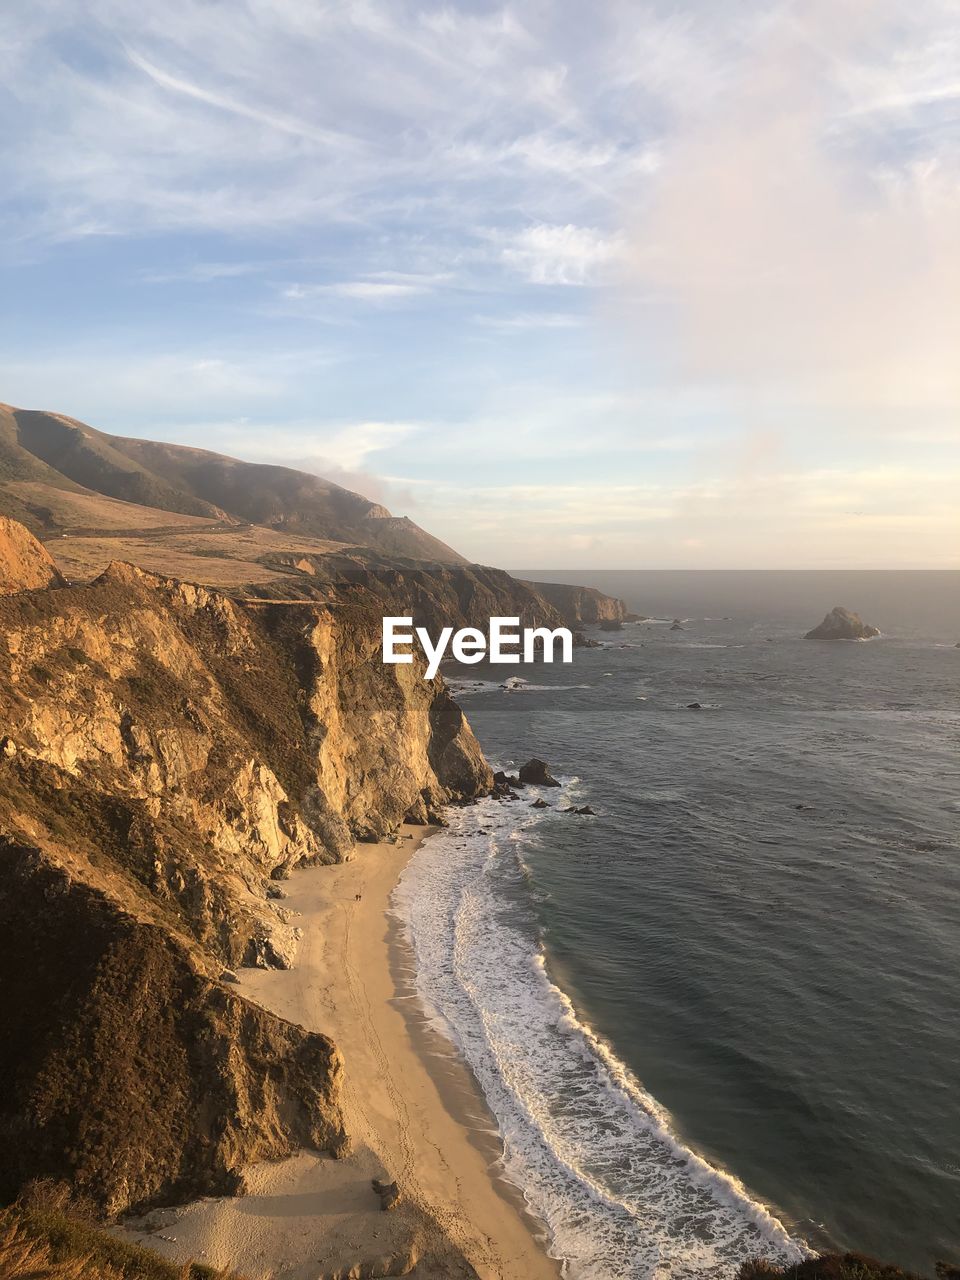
449;572;960;1275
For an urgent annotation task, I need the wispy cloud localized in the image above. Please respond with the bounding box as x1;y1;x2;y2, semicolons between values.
139;261;266;284
283;279;433;303
124;48;360;151
473;312;584;332
2;0;957;567
624;0;960;413
499;224;626;285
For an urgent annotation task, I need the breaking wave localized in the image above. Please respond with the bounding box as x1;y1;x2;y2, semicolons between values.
392;791;809;1279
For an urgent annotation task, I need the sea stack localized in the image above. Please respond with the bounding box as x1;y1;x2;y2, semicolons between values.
804;606;880;641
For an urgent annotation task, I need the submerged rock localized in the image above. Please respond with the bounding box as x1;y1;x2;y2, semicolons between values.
804;606;880;641
518;758;561;787
531;797;549;809
493;769;520;788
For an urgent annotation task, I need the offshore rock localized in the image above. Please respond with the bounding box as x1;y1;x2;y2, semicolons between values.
518;758;561;787
804;606;880;641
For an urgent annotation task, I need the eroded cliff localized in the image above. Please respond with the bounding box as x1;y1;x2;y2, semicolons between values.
0;544;492;1216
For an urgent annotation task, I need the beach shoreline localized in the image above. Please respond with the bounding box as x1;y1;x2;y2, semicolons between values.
117;824;561;1280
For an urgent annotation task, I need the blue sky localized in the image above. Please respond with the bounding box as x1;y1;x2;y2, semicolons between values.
1;0;958;567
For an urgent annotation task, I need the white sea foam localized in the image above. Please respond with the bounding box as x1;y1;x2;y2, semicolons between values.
447;678;592;697
392;792;810;1279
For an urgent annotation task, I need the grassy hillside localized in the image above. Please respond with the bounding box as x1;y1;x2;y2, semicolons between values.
0;403;465;564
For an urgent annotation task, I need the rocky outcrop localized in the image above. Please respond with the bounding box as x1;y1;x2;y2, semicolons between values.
518;758;561;788
0;546;492;1215
0;842;346;1217
804;607;880;641
0;515;65;594
523;580;629;628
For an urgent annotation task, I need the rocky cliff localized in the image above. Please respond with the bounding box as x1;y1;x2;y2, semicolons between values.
0;515;65;595
0;536;491;1215
256;556;573;635
523;579;630;627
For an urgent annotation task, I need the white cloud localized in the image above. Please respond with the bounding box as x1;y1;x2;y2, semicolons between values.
139;261;265;284
284;280;428;303
499;224;626;285
473;311;584;331
623;0;960;413
0;1;656;252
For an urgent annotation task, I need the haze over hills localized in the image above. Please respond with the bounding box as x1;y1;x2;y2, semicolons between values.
0;402;465;566
0;399;629;640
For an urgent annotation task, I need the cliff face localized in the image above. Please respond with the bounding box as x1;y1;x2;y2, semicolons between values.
523;579;629;627
0;843;345;1218
257;557;572;634
0;542;491;1215
0;515;65;594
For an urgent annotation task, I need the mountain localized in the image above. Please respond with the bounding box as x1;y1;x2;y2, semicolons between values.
0;403;465;565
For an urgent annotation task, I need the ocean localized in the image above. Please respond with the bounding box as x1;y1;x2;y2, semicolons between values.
393;571;960;1280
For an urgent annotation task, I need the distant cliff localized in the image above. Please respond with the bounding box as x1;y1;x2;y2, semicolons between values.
257;555;574;634
523;579;630;627
0;540;491;1215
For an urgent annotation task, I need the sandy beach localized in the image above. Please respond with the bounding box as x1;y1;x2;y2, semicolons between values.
119;826;561;1280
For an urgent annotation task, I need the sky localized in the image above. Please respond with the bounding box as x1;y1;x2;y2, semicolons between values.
1;0;958;568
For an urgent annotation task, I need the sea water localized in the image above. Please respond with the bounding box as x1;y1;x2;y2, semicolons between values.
393;571;960;1279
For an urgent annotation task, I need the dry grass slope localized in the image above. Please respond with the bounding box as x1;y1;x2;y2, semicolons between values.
0;1196;237;1280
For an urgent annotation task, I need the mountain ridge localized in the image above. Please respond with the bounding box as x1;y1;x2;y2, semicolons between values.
0;403;465;565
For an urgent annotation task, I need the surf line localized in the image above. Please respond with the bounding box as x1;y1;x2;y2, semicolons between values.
382;616;573;680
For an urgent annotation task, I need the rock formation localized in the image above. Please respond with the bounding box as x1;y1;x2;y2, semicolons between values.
523;580;629;628
0;842;346;1217
804;607;880;641
518;758;561;787
0;515;65;595
0;533;492;1215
